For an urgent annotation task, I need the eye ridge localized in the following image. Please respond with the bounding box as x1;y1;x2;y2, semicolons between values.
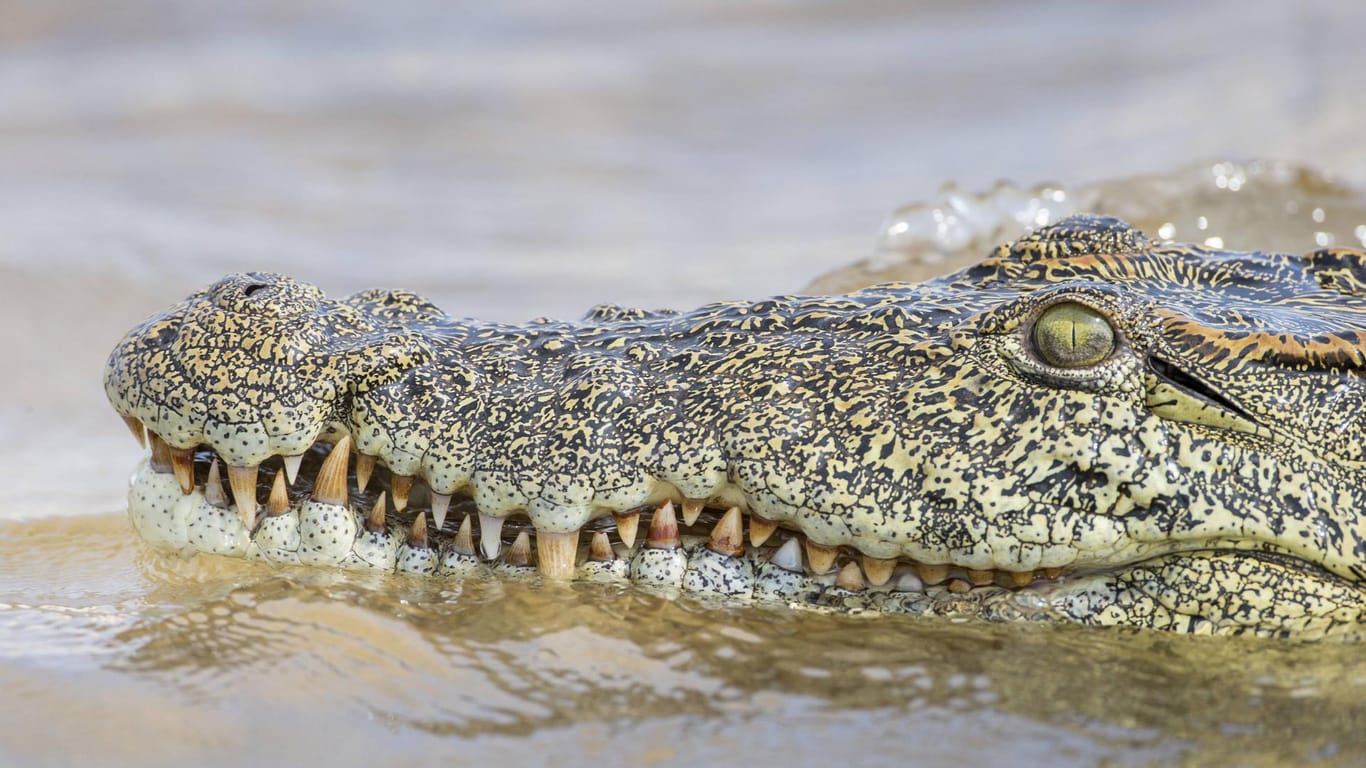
1030;301;1116;368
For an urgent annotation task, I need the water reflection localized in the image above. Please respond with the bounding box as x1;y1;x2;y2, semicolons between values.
3;488;1364;764
67;539;1363;763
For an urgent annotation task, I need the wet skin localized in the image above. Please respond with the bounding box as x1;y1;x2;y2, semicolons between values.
106;216;1366;638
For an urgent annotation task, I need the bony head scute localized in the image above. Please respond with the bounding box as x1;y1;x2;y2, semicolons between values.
1030;301;1116;368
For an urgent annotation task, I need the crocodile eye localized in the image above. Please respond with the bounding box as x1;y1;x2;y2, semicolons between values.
1031;301;1115;368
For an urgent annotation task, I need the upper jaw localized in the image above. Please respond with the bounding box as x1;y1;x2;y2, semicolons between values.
119;405;1350;589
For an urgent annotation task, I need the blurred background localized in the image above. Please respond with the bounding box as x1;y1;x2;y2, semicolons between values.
3;2;1366;766
3;0;1365;317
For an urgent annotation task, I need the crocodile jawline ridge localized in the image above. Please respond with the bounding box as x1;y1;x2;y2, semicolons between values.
105;215;1366;639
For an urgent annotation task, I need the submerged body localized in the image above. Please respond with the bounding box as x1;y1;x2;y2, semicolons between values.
105;216;1366;638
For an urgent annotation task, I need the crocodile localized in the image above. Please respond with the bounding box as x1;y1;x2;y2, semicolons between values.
104;215;1366;639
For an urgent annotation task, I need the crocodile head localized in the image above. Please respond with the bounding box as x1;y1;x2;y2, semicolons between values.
104;215;1366;638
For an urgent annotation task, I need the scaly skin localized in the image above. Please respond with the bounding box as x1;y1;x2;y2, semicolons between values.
105;216;1366;638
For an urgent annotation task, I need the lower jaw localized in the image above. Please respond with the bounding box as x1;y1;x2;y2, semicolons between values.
125;440;1366;640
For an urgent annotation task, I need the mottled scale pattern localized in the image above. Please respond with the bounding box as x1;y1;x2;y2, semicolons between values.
105;215;1366;637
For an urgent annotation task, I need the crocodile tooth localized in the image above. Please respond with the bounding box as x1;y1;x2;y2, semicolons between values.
390;474;413;512
804;540;838;575
681;499;704;527
861;555;896;587
1042;567;1064;580
536;529;579;580
266;471;290;517
1007;570;1035;588
835;561;866;592
646;501;680;549
148;433;173;473
227;464;260;529
966;568;995;586
365;492;387;533
707;506;745;557
946;578;973;593
453;515;476;556
354;453;377;493
205;460;229;508
505;530;532;566
892;569;924;592
311;436;351;506
613;510;639;549
915;563;949;585
407;510;429;548
770;537;803;573
479;513;504;559
170;446;196;495
122;415;147;448
279;454;303;486
430;493;451;530
588;530;615;562
749;514;777;547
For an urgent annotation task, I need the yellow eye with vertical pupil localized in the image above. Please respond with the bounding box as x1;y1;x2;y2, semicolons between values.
1031;302;1116;368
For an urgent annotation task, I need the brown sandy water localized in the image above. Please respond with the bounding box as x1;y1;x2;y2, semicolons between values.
3;2;1366;766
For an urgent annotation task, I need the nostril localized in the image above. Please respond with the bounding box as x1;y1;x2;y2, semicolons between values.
145;325;178;349
242;283;269;298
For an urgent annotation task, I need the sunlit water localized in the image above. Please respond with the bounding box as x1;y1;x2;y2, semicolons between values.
5;513;1366;767
4;2;1366;766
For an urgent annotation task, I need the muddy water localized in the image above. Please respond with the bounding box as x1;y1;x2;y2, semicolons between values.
4;2;1366;766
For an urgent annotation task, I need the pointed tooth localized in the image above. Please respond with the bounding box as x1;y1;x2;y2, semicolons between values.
645;501;679;549
1042;567;1064;580
407;511;429;548
281;454;304;486
266;471;290;517
355;453;377;493
749;514;777;547
205;460;229;508
366;492;387;533
226;464;259;529
121;415;147;448
967;568;995;586
148;433;173;473
390;475;413;512
430;493;451;530
479;512;504;559
536;529;579;580
453;515;476;556
946;578;972;593
589;530;615;562
835;561;866;592
707;506;745;557
612;510;640;549
861;555;896;587
770;537;803;573
170;446;196;495
311;435;352;506
804;539;838;575
915;562;949;585
681;499;704;527
505;530;531;566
